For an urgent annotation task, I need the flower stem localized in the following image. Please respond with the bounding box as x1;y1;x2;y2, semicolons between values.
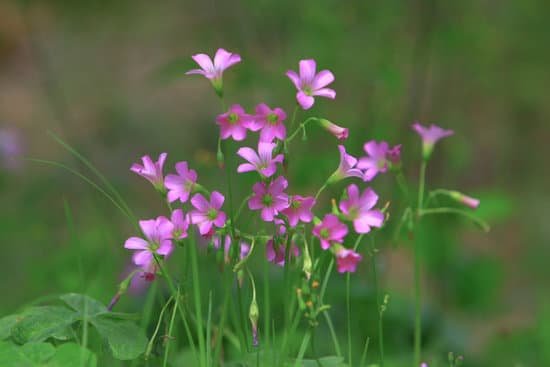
346;272;353;367
294;329;312;366
188;236;207;367
370;237;384;367
163;290;179;367
420;207;490;232
413;159;427;367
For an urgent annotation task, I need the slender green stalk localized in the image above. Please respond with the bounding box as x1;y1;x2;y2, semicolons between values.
294;329;312;366
189;237;207;367
213;274;232;364
346;272;353;366
289;105;299;130
370;237;384;367
146;296;174;359
314;182;328;201
359;337;370;367
319;255;343;357
206;292;213;367
263;252;271;348
414;160;427;367
163;291;179;367
286;117;318;143
395;170;410;202
420;207;490;232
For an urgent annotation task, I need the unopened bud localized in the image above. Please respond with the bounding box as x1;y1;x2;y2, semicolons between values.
449;191;480;209
318;119;349;141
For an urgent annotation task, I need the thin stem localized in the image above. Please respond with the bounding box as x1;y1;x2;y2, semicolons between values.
289;105;299;130
163;291;179;367
323;311;342;357
414;159;427;367
395;170;410;203
420;208;490;232
294;329;312;366
206;292;213;367
213;273;232;364
287;117;318;143
188;238;206;367
314;182;328;201
418;160;427;211
370;237;384;367
146;296;174;359
346;272;353;367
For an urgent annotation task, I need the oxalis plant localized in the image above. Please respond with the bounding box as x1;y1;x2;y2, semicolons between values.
0;48;488;367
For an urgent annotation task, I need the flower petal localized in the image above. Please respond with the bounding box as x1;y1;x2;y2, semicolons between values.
299;59;316;82
297;91;315;110
210;191;225;209
124;237;148;250
191;53;214;72
312;70;334;89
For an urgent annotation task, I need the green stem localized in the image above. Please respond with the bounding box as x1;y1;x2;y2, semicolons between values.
189;238;206;367
420;207;490;232
289;105;299;130
370;237;384;367
414;160;427;367
146;296;174;359
319;255;342;357
213;273;232;364
163;290;179;367
294;329;312;366
395;170;410;203
346;272;353;367
314;182;328;201
287;117;318;143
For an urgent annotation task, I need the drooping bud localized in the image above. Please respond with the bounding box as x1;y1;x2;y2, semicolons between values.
302;243;313;280
449;190;480;209
318;119;349;141
248;272;259;347
108;270;137;311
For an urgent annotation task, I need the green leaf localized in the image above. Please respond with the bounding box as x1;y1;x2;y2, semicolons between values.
10;307;78;344
0;315;19;340
302;356;348;367
90;315;147;360
48;343;97;367
59;294;107;318
0;341;55;367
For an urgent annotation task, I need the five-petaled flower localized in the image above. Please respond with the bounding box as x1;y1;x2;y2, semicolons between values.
130;153;167;191
216;104;254;141
190;191;227;235
164;161;198;203
339;184;384;234
357;141;401;181
313;214;348;250
327;145;365;184
286;59;336;110
186;48;241;96
248;103;287;142
237;142;284;178
412;122;454;160
281;195;316;227
335;246;363;273
124;217;174;270
248;176;290;222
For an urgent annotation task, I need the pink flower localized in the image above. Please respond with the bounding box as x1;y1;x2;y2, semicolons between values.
248;176;290;222
412;122;454;159
266;239;300;266
212;235;250;263
130;153;167;190
164;161;198;203
237;142;284;178
248;103;287;142
327;145;365;184
335;247;363;273
216;104;254;141
170;209;189;240
281;195;316;227
449;191;480;209
318;119;348;140
286;59;336;110
313;214;348;250
190;191;227;235
357;141;401;181
339;184;384;234
186;48;241;94
124;217;174;269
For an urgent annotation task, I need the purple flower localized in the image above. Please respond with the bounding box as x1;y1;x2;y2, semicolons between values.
237;142;284;178
190;191;227;235
339;184;384;234
164;161;198;203
318;119;348;141
124;216;174;269
212;235;250;263
170;209;189;240
248;103;287;142
327;145;365;184
335;247;363;273
266;239;300;266
313;214;348;250
286;59;336;110
186;48;241;94
281;195;316;227
357;140;401;181
216;104;254;141
130;153;167;190
248;176;290;222
412;122;454;159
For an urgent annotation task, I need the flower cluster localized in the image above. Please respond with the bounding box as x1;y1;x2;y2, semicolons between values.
123;47;481;282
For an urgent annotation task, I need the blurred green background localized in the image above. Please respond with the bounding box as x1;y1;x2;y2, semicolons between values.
1;0;549;365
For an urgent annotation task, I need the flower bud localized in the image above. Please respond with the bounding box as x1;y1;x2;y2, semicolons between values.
318;119;349;141
248;274;259;347
449;190;480;209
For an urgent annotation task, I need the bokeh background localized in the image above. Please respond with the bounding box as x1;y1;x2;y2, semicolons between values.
1;0;549;365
